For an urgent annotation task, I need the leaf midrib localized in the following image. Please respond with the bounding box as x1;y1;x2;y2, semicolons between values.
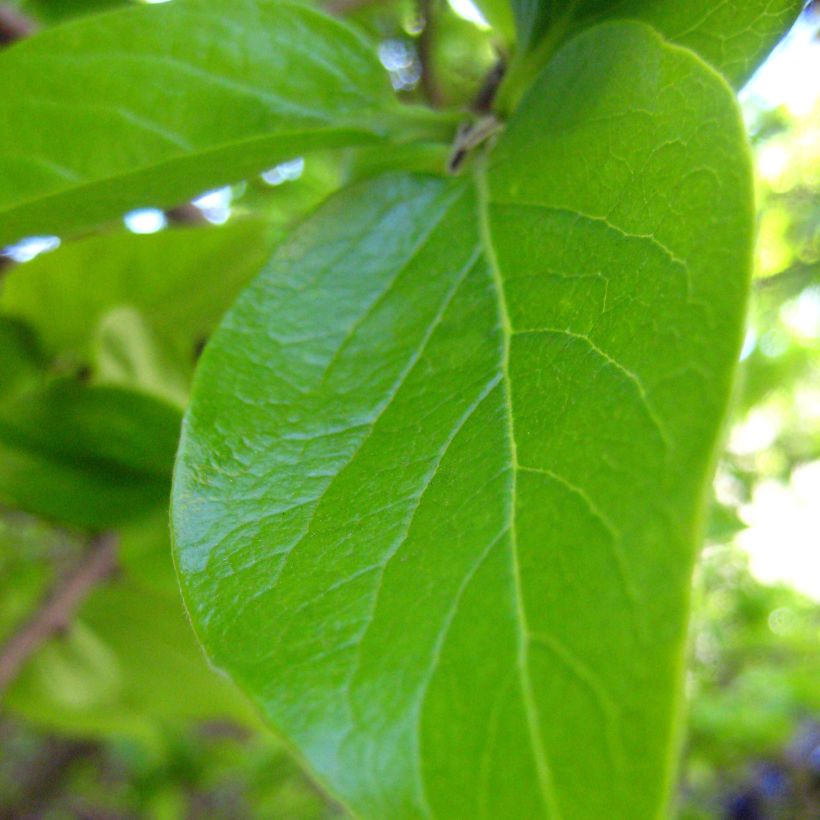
474;167;563;818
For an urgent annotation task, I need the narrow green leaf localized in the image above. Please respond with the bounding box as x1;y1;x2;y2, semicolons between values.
508;0;804;90
0;317;43;402
0;0;420;247
17;0;130;24
172;22;753;818
0;222;276;368
510;0;557;52
0;380;180;528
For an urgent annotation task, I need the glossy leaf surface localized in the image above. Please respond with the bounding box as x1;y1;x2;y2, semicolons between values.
173;22;753;819
0;0;405;247
510;0;804;87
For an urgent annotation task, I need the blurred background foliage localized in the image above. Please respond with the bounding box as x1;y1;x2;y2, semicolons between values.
0;0;817;817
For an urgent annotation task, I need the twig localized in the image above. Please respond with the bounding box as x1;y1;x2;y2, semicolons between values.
417;0;444;107
0;255;14;280
0;5;37;46
755;262;819;291
473;58;506;113
5;735;98;817
0;533;118;696
165;202;208;225
324;0;382;16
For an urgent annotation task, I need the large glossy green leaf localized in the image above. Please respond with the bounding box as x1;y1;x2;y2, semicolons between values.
172;22;753;818
1;222;276;370
0;0;427;247
508;0;804;88
0;380;180;528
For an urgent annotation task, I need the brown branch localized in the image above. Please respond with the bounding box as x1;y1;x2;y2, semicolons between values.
0;533;118;696
417;0;444;108
165;202;208;225
755;261;819;292
0;5;37;47
473;58;506;113
7;735;98;817
324;0;382;16
0;254;14;280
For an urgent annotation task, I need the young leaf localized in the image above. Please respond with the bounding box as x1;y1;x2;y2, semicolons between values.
93;307;190;408
172;22;753;818
0;0;427;247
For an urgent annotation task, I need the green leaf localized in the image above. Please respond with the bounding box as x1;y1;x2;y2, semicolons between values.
471;0;516;42
93;306;190;408
507;0;804;92
510;0;557;52
0;317;44;402
0;0;428;247
6;510;257;743
635;0;804;87
0;511;81;646
18;0;130;24
1;222;276;369
0;380;180;528
173;22;753;818
706;500;746;542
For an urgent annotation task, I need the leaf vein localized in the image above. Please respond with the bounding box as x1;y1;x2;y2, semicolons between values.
512;327;671;448
476;168;563;818
263;236;481;595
